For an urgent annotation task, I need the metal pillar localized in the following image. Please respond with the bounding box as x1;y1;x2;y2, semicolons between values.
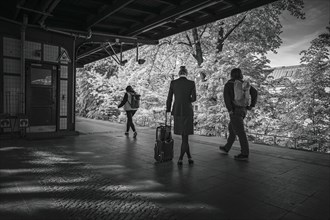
20;14;28;114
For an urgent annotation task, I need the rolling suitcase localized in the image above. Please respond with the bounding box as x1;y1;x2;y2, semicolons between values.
154;111;174;162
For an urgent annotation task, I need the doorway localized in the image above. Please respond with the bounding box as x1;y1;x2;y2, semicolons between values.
26;63;57;132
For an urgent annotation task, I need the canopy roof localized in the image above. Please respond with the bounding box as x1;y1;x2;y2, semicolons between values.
268;65;305;80
0;0;278;65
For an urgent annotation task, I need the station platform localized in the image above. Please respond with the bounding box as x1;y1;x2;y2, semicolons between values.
1;117;329;220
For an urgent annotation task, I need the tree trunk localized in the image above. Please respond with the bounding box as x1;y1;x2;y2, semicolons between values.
216;26;224;53
192;28;203;66
216;15;246;54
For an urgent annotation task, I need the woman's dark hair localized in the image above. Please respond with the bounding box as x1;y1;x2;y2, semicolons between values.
230;68;243;80
179;66;188;75
126;85;135;93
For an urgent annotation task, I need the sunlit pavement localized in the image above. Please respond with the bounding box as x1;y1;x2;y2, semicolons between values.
1;117;329;220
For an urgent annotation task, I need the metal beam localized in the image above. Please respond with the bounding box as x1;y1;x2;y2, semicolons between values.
77;44;137;65
153;0;180;6
21;14;28;114
94;23;128;31
86;0;135;29
76;35;159;62
162;23;178;29
46;20;85;31
76;36;158;49
38;0;62;25
175;17;191;23
202;8;217;16
123;0;219;36
77;42;129;65
17;5;53;17
223;0;240;8
49;26;159;45
152;0;278;39
110;15;143;24
76;44;105;61
54;4;98;15
125;5;159;15
14;0;26;19
31;0;53;24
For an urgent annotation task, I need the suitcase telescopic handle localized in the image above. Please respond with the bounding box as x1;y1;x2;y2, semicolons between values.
156;127;159;140
156;111;171;140
165;111;172;127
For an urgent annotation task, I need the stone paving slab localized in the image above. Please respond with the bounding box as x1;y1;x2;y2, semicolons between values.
1;117;329;220
0;145;177;220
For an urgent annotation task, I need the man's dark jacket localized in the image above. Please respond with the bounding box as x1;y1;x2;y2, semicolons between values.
223;79;258;112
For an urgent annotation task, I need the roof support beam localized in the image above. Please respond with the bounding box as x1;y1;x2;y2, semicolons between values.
14;0;26;19
76;45;105;61
54;4;97;15
162;23;178;29
125;5;159;15
16;5;54;17
86;0;135;29
223;0;240;8
111;15;143;24
153;0;277;39
94;23;128;31
122;0;220;36
31;0;52;24
38;0;62;25
152;0;180;6
76;35;158;61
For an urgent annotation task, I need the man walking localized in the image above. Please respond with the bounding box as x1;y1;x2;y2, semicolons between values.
219;68;258;161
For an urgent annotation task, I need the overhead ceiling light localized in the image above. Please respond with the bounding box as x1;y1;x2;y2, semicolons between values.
136;43;145;65
120;60;128;66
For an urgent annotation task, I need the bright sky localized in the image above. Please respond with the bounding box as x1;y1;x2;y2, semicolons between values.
266;0;329;67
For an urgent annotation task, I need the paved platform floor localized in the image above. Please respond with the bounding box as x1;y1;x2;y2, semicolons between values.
0;117;329;220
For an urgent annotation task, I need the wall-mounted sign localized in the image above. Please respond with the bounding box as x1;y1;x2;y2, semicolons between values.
19;118;29;128
58;50;71;63
0;119;11;128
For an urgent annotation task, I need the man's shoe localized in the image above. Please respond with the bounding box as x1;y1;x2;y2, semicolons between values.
219;146;229;154
124;132;129;136
133;132;137;138
177;160;183;166
188;158;194;165
234;154;248;161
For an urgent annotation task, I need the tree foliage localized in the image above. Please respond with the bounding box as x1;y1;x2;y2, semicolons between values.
289;25;330;145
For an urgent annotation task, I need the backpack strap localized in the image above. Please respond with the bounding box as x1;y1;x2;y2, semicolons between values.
126;92;132;106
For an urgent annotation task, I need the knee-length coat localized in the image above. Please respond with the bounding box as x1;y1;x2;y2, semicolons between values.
166;76;196;135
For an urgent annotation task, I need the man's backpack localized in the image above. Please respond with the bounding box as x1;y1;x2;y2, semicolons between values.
233;80;251;107
128;92;141;109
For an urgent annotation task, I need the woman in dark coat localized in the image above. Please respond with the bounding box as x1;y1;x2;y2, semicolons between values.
166;66;197;165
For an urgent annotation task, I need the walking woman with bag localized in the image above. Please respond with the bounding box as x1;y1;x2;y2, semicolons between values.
118;85;138;138
166;66;197;165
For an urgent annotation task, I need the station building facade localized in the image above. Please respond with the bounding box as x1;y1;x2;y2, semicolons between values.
0;19;76;137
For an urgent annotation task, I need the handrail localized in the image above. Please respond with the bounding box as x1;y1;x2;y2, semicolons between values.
246;132;329;150
247;132;328;141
